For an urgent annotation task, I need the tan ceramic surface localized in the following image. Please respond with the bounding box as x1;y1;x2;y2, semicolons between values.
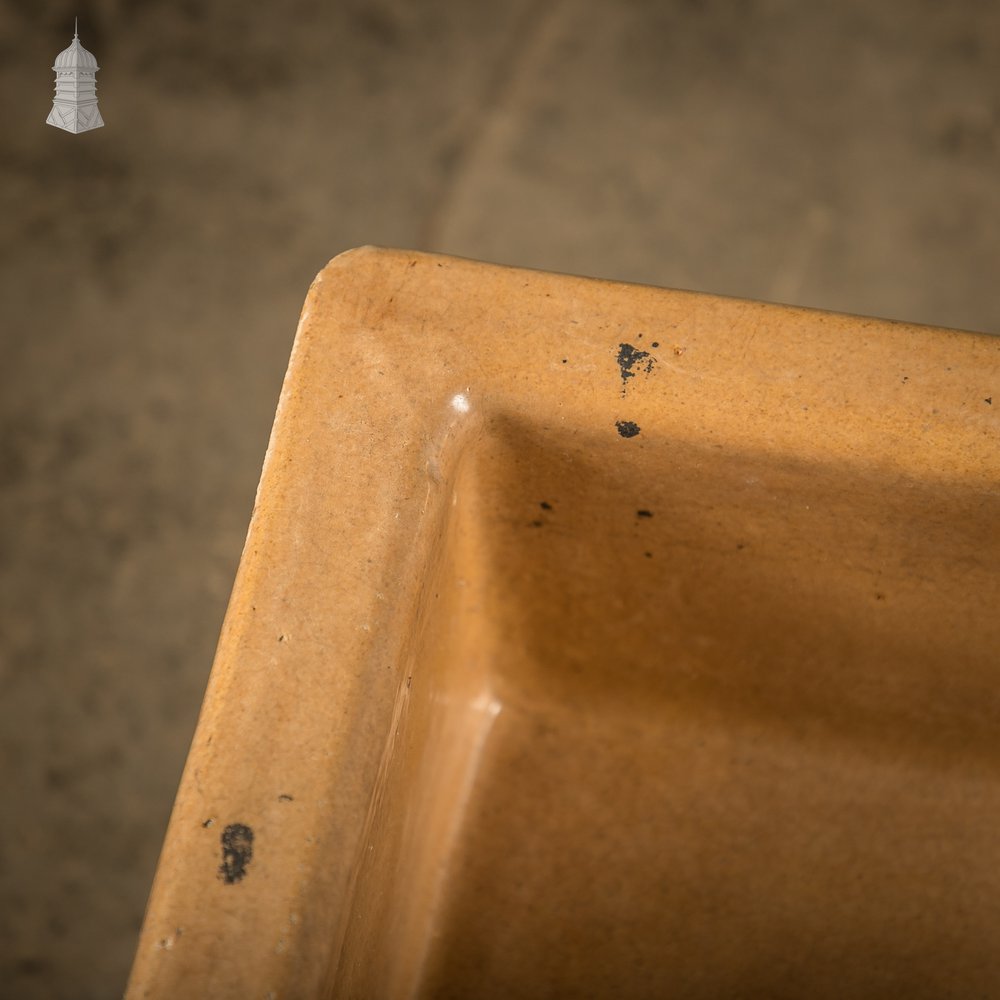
128;247;1000;999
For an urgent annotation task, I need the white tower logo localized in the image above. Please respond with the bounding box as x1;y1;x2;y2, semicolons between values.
46;18;105;134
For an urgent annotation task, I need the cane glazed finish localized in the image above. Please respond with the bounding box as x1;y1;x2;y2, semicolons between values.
128;248;1000;999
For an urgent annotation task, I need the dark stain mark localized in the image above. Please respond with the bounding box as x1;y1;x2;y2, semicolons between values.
140;34;292;98
202;818;214;829
938;113;998;157
562;358;568;363
644;552;653;558
406;675;412;688
278;794;294;802
219;824;254;884
15;957;47;977
540;501;553;510
736;542;746;550
352;4;401;47
616;420;641;438
45;766;72;790
875;593;886;601
176;0;207;22
651;341;660;348
637;510;653;518
902;375;909;383
94;232;122;267
986;397;993;405
530;519;544;527
617;343;655;395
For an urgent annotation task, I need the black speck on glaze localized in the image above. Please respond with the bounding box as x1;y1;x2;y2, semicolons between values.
617;343;655;395
219;824;254;884
637;509;653;518
540;501;553;510
616;420;641;438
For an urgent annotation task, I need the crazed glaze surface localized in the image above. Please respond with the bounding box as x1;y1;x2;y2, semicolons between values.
128;247;1000;999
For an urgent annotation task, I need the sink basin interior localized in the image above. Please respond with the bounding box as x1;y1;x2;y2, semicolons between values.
332;415;1000;999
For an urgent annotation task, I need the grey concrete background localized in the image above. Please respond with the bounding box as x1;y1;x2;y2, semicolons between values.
1;1;998;997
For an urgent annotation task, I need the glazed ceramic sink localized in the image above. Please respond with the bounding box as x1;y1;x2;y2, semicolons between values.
129;248;1000;999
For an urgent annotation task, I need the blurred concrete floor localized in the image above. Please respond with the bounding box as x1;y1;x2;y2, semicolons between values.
0;0;998;996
